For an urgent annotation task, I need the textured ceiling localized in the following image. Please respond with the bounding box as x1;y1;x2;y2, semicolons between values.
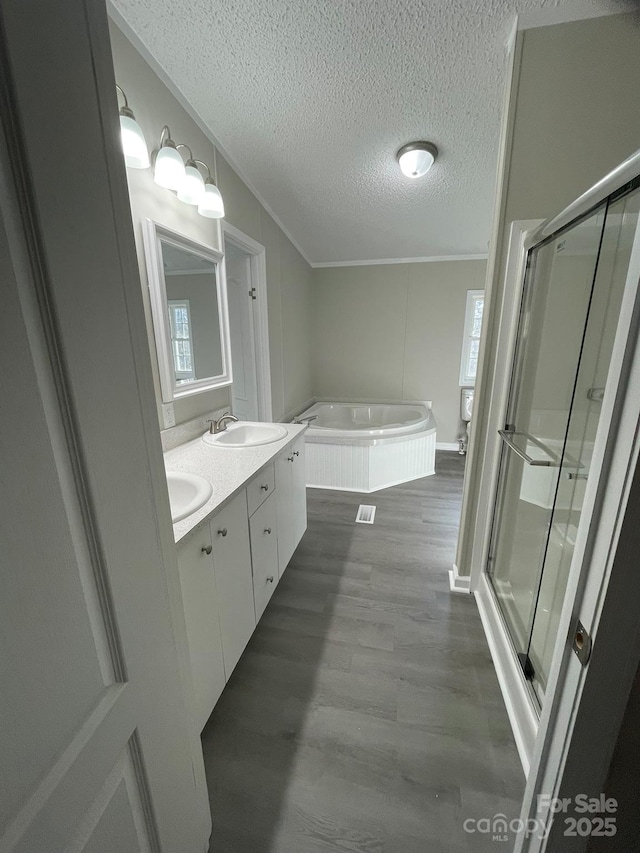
111;0;631;264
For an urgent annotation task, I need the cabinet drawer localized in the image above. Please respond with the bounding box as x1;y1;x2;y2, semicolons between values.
246;462;275;516
249;494;279;621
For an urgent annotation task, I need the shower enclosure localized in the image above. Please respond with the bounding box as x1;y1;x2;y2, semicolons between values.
485;175;640;710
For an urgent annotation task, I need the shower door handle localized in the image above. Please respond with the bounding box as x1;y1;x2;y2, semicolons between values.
498;429;555;467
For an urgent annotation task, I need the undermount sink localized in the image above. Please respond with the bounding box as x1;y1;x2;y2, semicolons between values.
166;471;213;523
202;422;288;448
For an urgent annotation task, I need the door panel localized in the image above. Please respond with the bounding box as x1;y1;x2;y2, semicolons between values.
211;492;256;677
177;526;226;731
527;185;640;701
0;2;209;850
226;245;259;421
487;184;640;709
249;495;279;621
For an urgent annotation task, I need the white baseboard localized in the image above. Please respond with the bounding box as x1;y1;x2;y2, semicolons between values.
475;574;538;776
448;563;471;593
437;442;461;452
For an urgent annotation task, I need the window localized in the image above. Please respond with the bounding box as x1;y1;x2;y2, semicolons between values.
459;289;484;386
168;300;195;383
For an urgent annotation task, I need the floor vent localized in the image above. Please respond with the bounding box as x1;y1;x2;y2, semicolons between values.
355;504;376;524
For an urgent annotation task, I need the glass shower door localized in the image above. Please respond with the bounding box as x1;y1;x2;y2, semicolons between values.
486;182;640;708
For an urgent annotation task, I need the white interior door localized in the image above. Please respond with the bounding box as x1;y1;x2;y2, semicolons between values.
225;241;259;421
0;3;209;851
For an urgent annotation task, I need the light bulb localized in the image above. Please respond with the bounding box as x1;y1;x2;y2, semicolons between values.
119;114;149;169
177;162;205;205
396;142;438;179
198;181;225;218
154;145;185;190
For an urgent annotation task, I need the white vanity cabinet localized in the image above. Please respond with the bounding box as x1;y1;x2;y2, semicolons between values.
176;489;255;731
176;522;226;732
249;493;279;620
275;435;307;576
210;491;256;677
173;431;307;731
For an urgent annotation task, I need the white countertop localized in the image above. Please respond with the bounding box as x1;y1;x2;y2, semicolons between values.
164;423;306;543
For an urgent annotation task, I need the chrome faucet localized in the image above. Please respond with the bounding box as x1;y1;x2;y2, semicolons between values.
207;412;239;434
294;414;318;424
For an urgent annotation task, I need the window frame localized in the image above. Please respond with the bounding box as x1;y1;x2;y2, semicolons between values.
459;289;484;386
168;299;195;383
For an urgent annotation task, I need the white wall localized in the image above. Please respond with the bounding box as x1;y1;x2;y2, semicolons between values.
312;259;487;445
109;22;313;427
457;11;640;577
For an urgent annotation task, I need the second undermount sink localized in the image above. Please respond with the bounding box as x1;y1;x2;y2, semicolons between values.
166;471;212;523
202;422;288;448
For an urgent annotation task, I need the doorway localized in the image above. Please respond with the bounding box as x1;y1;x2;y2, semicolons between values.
222;223;272;422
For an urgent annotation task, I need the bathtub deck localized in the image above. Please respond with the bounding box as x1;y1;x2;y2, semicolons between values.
201;451;524;852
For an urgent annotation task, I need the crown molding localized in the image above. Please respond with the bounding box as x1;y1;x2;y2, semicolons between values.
311;253;488;269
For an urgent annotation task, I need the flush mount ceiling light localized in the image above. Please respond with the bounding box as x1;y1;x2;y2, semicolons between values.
116;85;149;169
194;159;225;219
396;141;438;179
154;126;186;190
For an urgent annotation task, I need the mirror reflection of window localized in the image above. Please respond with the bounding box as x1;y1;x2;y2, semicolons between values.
161;239;223;385
168;300;195;383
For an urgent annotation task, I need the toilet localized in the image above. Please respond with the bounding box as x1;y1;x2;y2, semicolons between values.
459;388;474;454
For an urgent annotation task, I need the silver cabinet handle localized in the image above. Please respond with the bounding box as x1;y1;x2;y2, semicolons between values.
201;545;212;555
293;450;299;457
267;576;274;583
260;484;269;491
264;527;272;535
217;527;228;537
287;456;294;462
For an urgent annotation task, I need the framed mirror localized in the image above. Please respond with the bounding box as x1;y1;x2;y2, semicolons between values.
143;220;232;402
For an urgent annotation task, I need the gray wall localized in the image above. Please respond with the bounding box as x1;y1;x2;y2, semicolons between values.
109;22;313;427
457;11;640;576
312;260;487;445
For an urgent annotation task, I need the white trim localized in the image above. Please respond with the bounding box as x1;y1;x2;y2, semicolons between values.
475;575;538;775
312;253;488;269
516;2;640;30
436;442;460;451
459;289;484;386
448;564;471;594
106;4;313;268
142;219;232;403
454;30;524;580
469;220;543;591
221;221;273;422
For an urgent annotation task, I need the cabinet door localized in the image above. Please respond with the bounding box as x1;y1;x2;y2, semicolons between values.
275;438;308;576
211;490;256;678
290;436;308;555
177;525;226;732
275;446;295;575
249;493;279;621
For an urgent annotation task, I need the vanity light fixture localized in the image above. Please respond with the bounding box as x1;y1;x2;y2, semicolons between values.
193;160;225;219
176;145;205;205
116;85;149;169
154;126;186;190
396;141;438;178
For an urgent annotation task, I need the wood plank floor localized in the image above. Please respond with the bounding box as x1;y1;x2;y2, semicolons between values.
202;452;524;852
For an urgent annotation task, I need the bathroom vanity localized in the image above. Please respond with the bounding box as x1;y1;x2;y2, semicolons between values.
165;425;306;731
